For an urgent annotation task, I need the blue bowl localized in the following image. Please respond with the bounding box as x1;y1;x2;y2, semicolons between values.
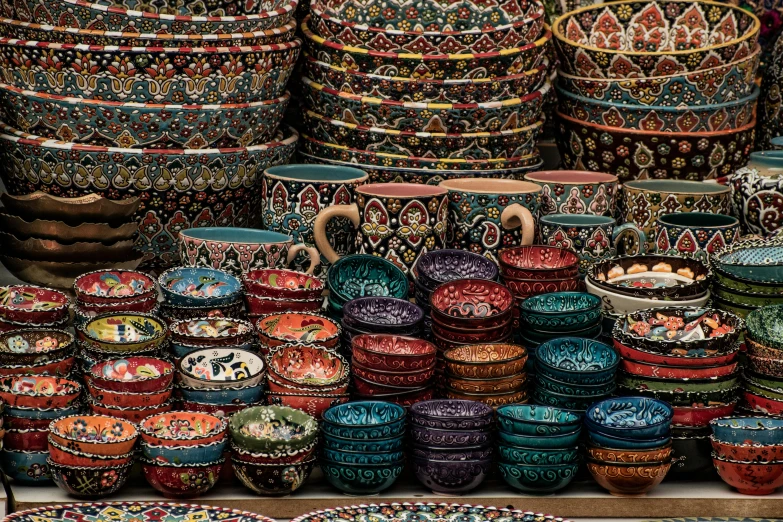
587;430;671;450
536;337;619;385
321;448;405;464
0;449;52;485
322;401;406;439
535;373;616;397
520;292;602;331
321;433;405;452
6;404;80;420
496;405;581;436
178;383;264;405
158;267;242;307
141;438;227;464
321;458;404;494
710;416;783;445
496;444;579;465
497;428;581;449
498;461;579;493
585;397;673;439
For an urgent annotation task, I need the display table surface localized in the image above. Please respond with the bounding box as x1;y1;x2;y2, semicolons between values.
8;472;783;520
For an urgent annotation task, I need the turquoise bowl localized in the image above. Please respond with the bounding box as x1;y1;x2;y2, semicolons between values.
0;448;51;485
535;373;616;397
6;404;80;420
533;388;613;411
746;305;783;350
158;267;242;307
497;429;581;449
321;459;404;494
498;461;579;493
712;239;783;283
496;405;581;436
535;337;619;385
520;292;602;331
524;322;602;344
322;401;406;439
141;438;227;465
587;431;671;450
321;433;405;452
321;448;405;464
585;397;673;439
710;416;783;445
496;444;579;464
327;255;408;304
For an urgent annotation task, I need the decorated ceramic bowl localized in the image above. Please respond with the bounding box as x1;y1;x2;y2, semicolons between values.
0;285;69;323
430;279;514;327
412;455;492;494
613;335;740;367
159;267;242;307
4;502;276;522
320;458;404;494
231;440;317;465
322;401;406;439
497;428;580;449
177;381;263;405
48;438;134;468
353;361;435;388
520;292;601;331
589;255;711;300
87;381;172;408
587;458;672;496
267;372;348;395
496;404;581;436
141;437;227;465
90;357;174;393
416;250;499;290
73;269;156;304
498;460;578;493
178;347;265;389
409;400;493;430
710;437;783;462
229;405;318;453
523;170;619;217
445;372;525;394
351;334;437;372
0;328;73;366
256;312;341;349
498;246;580;280
713;454;783;495
0;448;51;484
587;429;671;450
78;312;167;353
442;343;527;379
327;254;408;304
746;304;783;350
87;397;174;424
5;427;48;451
49;415;138;456
321;432;405;453
169;317;255;348
586;277;711;315
535;337;618;385
48;459;133;499
266;390;350;419
266;343;347;387
343;298;424;335
0;375;80;409
243;268;324;300
495;445;579;466
585;442;673;464
140;412;227;447
142;457;223;498
711;416;783;445
233;456;316;495
585;397;673;439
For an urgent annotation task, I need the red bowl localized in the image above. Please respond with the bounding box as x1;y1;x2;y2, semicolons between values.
351;334;437;371
0;356;75;377
267;343;347;387
265;391;350;419
620;359;738;379
244;294;322;315
501;274;582;299
431;319;513;344
4;416;51;430
352;360;435;387
48;438;134;467
242;269;324;300
76;295;159;315
4;428;48;451
354;385;434;406
0;375;81;409
74;269;156;304
352;373;421;395
231;441;316;465
258;313;341;350
673;402;737;427
743;390;783;416
0;286;69;323
88;398;173;424
714;456;783;495
498;246;580;279
429;279;514;329
86;381;172;408
89;357;174;393
614;340;739;367
710;437;783;462
142;459;223;498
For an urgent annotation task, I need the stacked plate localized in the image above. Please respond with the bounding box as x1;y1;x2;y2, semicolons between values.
409;400;493;495
743;305;783;416
442;344;528;407
158;267;245;322
73;270;158;326
519;291;602;353
711;417;783;495
0;285;69;333
326;255;408;319
242;269;324;322
342;297;424;351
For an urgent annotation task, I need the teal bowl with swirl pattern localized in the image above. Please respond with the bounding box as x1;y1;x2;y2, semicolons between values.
321;459;404;494
498;461;579;493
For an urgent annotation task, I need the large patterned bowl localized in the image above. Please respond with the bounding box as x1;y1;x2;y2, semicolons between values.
0;39;301;104
0;0;297;33
553;0;760;79
556;112;755;181
0;123;298;269
0;84;290;149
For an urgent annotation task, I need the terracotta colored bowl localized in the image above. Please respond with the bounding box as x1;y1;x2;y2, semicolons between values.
587;458;671;496
351;334;437;371
88;397;174;424
267;343;348;387
498;245;580;280
620;359;739;379
169;317;255;348
140;412;227;447
443;386;528;408
0;375;80;409
0;285;69;323
89;357;174;393
76;295;159;315
672;402;737;427
243;269;324;300
710;437;783;463
443;344;528;378
585;443;673;464
5;428;48;451
74;269;156;305
351;374;420;396
256;312;340;350
352;360;435;388
613;339;739;368
49;415;138;456
446;372;527;394
430;279;515;329
86;381;172;408
266;391;350;419
267;373;349;395
713;455;783;495
48;438;134;468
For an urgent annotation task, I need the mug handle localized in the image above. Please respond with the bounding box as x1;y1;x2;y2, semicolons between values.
286;244;321;275
500;204;535;245
313;203;360;263
612;223;647;255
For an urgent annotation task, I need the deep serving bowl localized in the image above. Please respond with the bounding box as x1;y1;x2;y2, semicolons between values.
442;343;527;379
90;357;174;393
415;250;499;290
710;437;783;462
352;334;437;372
267;343;347;387
585;442;673;464
589;255;711;300
520;292;601;330
48;459;133;499
142;438;228;465
327;254;408;304
229;406;318;453
49;415;138;456
496;404;581;436
498;460;579;493
535;337;618;385
585;397;673;439
142;457;224;498
587;458;672;496
343;297;423;334
178;347;265;389
0;328;73;366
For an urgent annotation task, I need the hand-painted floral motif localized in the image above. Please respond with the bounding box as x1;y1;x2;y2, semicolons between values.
730;167;783;236
182;349;263;382
655;218;741;261
625;309;734;341
0;285;67;310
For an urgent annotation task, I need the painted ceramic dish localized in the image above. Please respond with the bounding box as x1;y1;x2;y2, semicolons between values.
415;250;499;289
0;285;69;323
87;381;172;409
256;312;341;349
140;412;227;446
712;240;783;283
49;415;138;456
613;338;739;367
78;312;167;353
243;268;324;299
351;334;437;372
442;344;527;379
267;344;347;387
169;317;255;347
536;337;619;385
290;504;573;522
320;459;405;494
4;503;276;522
713;455;783;495
73;269;156;304
430;279;514;327
0;328;73;366
496;404;582;436
343;298;424;335
48;459;133;499
711;417;783;445
178;348;265;389
159;267;242;307
587;458;672;496
585;397;673;439
89;357;174;393
327;254;408;305
0;375;80;409
233;456;316;495
322;401;406;439
746;305;783;350
0;449;51;484
520;292;601;331
141;457;224;498
410;400;493;430
589;255;711;300
229;406;319;453
498;245;580;280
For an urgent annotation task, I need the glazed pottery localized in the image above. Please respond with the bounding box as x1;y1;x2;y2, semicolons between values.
245;294;322;316
343;297;424;335
711;417;783;445
140;412;227;447
229;406;318;453
0;328;73;366
713;240;783;283
49;415;138;456
257;312;341;349
0;375;80;409
585;443;674;464
73;269;156;304
0;285;69;323
524;171;618;216
710;438;783;463
498;245;580;280
170;317;255;347
48;460;133;499
320;458;405;494
540;214;646;275
446;372;525;394
498;429;581;449
713;454;783;495
321;433;405;453
587;430;670;450
730;165;783;236
496;445;580;465
314;183;448;276
266;390;350;418
415;250;499;290
322;401;406;439
87;397;174;423
289;503;568;522
5;428;48;451
520;292;601;331
442;344;527;378
87;382;172;408
655;213;741;261
442;386;526;407
535;337;619;385
0;448;51;484
179;228;321;276
496;405;581;436
0;212;137;246
178;383;263;406
4;502;275;522
158;267;243;308
747;305;783;350
353;361;435;388
613;337;739;367
178;348;265;389
89;357;173;393
439;179;541;262
48;439;134;468
0;232;135;263
266;343;347;386
0;192;138;226
410;400;493;430
142;457;224;498
242;268;324;299
231;440;317;465
326;254;408;306
430;279;515;328
352;334;437;372
498;461;578;493
233;456;316;495
586;397;673;439
587;458;672;496
413;456;492;494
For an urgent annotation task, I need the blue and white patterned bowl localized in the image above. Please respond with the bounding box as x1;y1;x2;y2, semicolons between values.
159;267;242;307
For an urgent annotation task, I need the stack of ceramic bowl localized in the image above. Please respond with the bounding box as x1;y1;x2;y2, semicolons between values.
0;192;142;288
47;414;137;499
326;255;408;319
298;0;551;182
230;406;318;495
413;250;499;335
533;337;618;412
158;267;245;322
710;239;783;319
442;344;528;407
742;305;783;416
169;317;256;361
139;411;227;498
0;327;76;380
351;334;437;406
495;404;581;493
320;401;406;494
0;285;69;333
72;269;159;327
553;0;759;181
711;416;783;495
409;400;493;494
584;397;674;496
242;269;324;322
614;307;742;428
342;297;424;352
265;343;349;418
518;292;602;354
256;312;341;355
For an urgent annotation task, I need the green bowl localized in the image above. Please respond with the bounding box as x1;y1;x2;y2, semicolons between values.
496;443;580;465
746;371;783;391
229;406;318;454
747;305;783;350
714;265;783;295
327;254;408;304
498;461;579;493
617;371;740;392
744;379;783;400
710;294;757;319
713;283;783;307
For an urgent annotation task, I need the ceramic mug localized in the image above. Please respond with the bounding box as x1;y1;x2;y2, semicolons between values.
729;151;783;237
178;228;321;276
524;170;618;217
262;164;369;277
655;212;741;261
540;214;646;275
313;183;448;275
439;178;541;263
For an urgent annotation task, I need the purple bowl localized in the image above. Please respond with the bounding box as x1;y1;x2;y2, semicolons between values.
410;400;493;430
410;424;493;448
416;250;499;291
412;455;492;494
411;443;493;461
343;297;424;335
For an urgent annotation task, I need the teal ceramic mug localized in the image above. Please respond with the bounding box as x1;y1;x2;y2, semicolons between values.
655;212;741;262
539;214;646;275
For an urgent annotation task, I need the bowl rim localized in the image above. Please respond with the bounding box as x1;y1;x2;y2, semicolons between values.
352;334;437;359
0;327;74;355
140;411;227;441
0;375;81;397
498;245;581;271
519;291;601;315
257;311;342;343
49;414;138;444
230;439;317;457
55;0;296;23
327;254;408;303
90;356;173;383
430;279;515;321
157;266;242;302
0;284;69;315
48;437;135;460
584;396;673;432
169;317;256;341
409;399;493;420
73;268;156;299
46;457;135;471
230;456;317;468
139;456;225;468
78;312;168;347
535;337;619;375
352;359;436;376
585;440;674;453
229;405;319;445
496;404;582;425
242;267;325;293
343;297;424;330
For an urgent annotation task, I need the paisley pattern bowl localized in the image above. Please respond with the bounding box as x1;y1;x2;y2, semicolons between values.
585;397;673;439
78;312;167;353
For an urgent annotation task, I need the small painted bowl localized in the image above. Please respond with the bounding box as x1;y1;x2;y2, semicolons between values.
321;448;404;465
48;459;133;499
496;444;579;465
229;406;318;453
141;438;228;464
266;343;347;387
0;375;80;409
242;269;324;300
351;334;437;372
587;458;672;496
0;353;75;377
245;295;323;316
178;347;265;389
497;429;581;449
711;417;783;445
256;312;341;349
78;312;168;354
266;390;350;419
412;456;492;494
496;405;581;436
498;460;578;493
5;428;48;451
585;443;673;464
613;338;739;367
587;431;671;451
747;305;783;351
321;458;404;494
445;372;525;394
49;415;138;456
498;245;580;280
140;412;227;447
620;359;738;380
177;383;263;406
327;254;409;304
0;285;69;323
48;438;134;468
353;384;434;407
0;448;51;484
0;328;74;366
231;440;317;465
710;437;783;463
409;400;493;430
89;356;172;392
178;400;256;418
534;372;616;398
415;250;499;290
233;456;316;495
747;354;783;378
713;240;783;284
158;267;242;307
442;343;527;379
432;320;514;345
713;454;783;495
321;432;405;453
343;297;424;335
533;387;612;412
410;424;492;448
74;269;157;305
170;340;255;360
535;337;618;385
169;317;255;348
430;279;514;328
322;401;406;439
520;292;601;331
352;361;435;388
87;397;174;424
142;457;223;498
585;397;673;439
6;403;79;421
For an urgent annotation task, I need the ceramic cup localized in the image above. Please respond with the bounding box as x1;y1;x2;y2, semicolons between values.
655;213;741;261
621;180;731;250
313;183;448;276
540;214;646;275
438;179;541;263
262;164;369;277
524;170;618;217
178;228;320;275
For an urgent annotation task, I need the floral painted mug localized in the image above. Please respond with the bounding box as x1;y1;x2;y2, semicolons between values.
312;183;448;276
524;170;618;217
655;213;741;262
540;214;646;275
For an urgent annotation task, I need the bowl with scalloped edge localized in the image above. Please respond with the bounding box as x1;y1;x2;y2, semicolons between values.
158;267;242;307
77;312;168;354
442;343;527;379
430;279;514;329
242;268;324;300
140;412;227;447
0;375;80;409
267;343;347;388
90;357;173;393
327;254;409;304
230;406;318;454
49;415;138;456
415;249;499;290
73;269;157;304
585;397;673;439
498;245;580;280
343;297;424;335
535;337;618;385
256;312;341;349
351;334;437;372
712;239;783;284
0;328;73;366
178;347;265;389
169;317;255;348
589;255;711;300
0;285;69;323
